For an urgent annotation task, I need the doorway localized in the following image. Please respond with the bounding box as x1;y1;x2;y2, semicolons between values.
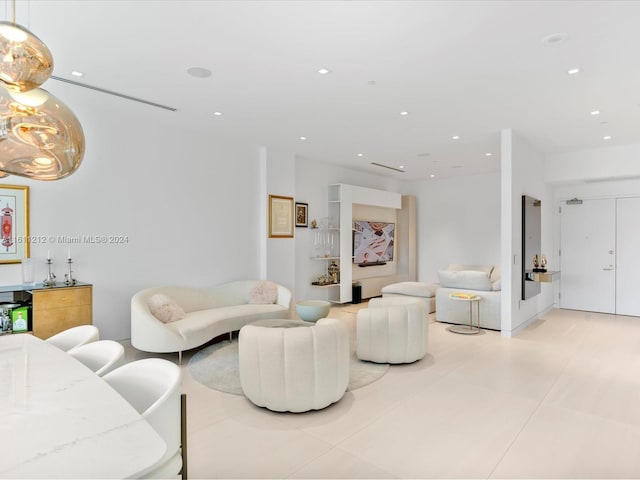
559;197;640;316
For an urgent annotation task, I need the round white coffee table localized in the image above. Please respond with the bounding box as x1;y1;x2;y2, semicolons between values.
250;318;311;328
446;293;482;335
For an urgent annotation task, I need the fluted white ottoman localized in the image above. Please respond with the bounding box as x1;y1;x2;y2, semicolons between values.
238;318;350;412
381;281;438;313
356;297;428;364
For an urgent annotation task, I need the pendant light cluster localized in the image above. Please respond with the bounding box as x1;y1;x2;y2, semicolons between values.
0;5;84;181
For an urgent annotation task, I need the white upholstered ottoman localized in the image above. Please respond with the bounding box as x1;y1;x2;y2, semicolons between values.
238;318;350;412
381;281;439;313
356;297;429;364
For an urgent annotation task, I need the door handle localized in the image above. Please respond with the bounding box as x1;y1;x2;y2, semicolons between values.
602;266;614;271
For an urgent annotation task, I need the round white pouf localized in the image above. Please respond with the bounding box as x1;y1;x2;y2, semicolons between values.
295;300;331;322
356;297;428;364
238;318;349;412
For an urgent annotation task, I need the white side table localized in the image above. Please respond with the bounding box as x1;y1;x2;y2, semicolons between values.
446;293;482;335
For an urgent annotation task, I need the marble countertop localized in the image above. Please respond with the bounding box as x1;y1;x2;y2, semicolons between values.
0;334;166;479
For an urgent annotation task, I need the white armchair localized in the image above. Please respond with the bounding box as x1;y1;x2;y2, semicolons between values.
435;264;501;330
239;317;350;412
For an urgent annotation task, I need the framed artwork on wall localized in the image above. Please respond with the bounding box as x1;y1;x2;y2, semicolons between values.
295;202;308;227
0;184;30;264
269;195;294;238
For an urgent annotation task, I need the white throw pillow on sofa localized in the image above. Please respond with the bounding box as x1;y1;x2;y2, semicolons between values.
249;280;278;304
438;269;492;291
446;264;494;276
148;293;186;323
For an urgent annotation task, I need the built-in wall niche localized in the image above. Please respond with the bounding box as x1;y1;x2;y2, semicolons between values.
325;184;403;303
352;204;397;279
522;195;542;300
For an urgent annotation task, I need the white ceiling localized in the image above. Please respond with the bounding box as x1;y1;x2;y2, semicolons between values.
13;0;640;181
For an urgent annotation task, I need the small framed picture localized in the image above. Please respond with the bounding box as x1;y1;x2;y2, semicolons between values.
295;202;308;227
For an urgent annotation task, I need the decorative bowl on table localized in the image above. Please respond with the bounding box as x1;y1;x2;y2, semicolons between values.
295;300;331;322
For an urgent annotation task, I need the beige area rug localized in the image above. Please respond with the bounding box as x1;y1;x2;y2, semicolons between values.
188;339;389;395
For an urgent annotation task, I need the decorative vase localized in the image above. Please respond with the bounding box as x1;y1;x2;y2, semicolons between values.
328;261;340;284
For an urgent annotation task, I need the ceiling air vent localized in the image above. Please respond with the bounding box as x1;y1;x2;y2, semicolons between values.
583;175;640;183
51;76;177;112
370;162;405;173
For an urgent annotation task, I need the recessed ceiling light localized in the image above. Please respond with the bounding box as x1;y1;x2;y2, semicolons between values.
71;70;84;77
399;165;405;169
430;174;436;178
541;32;569;46
567;68;581;75
317;68;331;75
400;111;409;116
213;111;223;116
590;110;600;116
485;152;492;156
357;153;364;157
452;135;460;140
299;136;307;141
186;67;212;78
603;135;612;140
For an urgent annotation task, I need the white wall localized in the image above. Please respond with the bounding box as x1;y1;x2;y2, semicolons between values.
545;143;640;183
264;147;296;293
410;173;501;284
546;142;640;210
0;82;262;341
501;129;554;335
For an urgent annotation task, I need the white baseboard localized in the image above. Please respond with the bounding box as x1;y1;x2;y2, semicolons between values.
500;302;556;337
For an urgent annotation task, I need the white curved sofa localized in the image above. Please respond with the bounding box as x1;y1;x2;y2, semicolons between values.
238;318;350;412
435;264;501;330
357;297;429;364
131;280;292;361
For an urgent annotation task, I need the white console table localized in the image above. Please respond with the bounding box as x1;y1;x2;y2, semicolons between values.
0;334;166;478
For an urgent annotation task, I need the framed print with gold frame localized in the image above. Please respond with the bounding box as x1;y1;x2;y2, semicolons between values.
269;195;294;238
0;184;30;264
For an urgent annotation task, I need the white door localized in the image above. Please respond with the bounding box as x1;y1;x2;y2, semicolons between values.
560;199;616;313
616;197;640;316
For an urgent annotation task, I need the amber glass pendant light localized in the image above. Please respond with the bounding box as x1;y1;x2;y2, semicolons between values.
0;20;53;92
0;0;84;180
0;85;85;180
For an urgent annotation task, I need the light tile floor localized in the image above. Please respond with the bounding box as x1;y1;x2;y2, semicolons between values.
124;304;640;479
